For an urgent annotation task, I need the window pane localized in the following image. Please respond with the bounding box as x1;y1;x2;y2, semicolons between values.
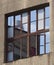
45;32;50;43
40;35;44;45
38;20;44;30
15;15;21;29
14;39;20;60
22;23;28;32
22;37;27;58
8;27;14;38
22;13;28;23
45;18;50;29
30;35;36;56
8;16;14;26
8;51;13;61
38;9;44;19
30;21;36;33
30;10;36;21
45;7;50;18
46;44;50;53
40;46;44;54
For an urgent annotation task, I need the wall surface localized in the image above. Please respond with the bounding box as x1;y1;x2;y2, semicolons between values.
0;0;54;65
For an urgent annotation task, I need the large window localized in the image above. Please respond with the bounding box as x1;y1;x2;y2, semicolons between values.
5;3;50;62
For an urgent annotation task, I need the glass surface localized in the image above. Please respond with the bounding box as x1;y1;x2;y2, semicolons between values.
22;13;28;23
45;18;50;29
38;20;44;30
30;21;36;33
45;32;50;43
8;27;14;38
45;7;50;18
46;43;50;53
30;10;36;21
8;16;14;26
40;35;44;45
40;46;44;54
8;51;13;61
15;15;21;29
22;23;28;32
22;37;27;58
38;9;44;20
30;35;36;56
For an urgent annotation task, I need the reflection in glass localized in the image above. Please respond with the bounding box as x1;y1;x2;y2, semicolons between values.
45;18;50;29
8;16;14;26
40;46;44;54
38;9;44;19
22;13;28;23
38;20;44;30
22;24;28;32
30;10;36;21
45;7;50;18
8;51;13;61
15;15;21;29
8;27;14;38
46;44;50;53
22;13;28;32
30;21;36;33
45;32;50;43
40;35;44;45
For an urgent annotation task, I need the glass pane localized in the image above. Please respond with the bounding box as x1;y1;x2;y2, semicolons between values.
8;16;14;26
22;23;28;32
46;43;50;53
8;51;13;61
40;46;44;54
38;20;44;30
45;18;50;29
30;35;36;56
30;10;36;21
22;37;27;58
45;32;50;43
15;15;21;29
30;21;36;33
38;9;44;19
40;35;44;45
22;13;28;24
14;39;20;60
8;27;14;38
45;7;50;18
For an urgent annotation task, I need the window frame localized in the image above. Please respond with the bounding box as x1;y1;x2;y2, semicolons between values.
4;3;50;63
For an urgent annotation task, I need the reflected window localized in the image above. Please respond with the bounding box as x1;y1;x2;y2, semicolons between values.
22;13;28;32
30;10;36;33
8;16;14;38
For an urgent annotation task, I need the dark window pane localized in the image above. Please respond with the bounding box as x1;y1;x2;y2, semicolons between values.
45;7;50;18
21;37;27;58
30;35;36;56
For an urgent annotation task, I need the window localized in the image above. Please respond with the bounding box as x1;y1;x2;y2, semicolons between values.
5;3;50;62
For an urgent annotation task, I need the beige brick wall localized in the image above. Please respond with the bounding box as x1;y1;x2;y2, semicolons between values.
0;0;54;65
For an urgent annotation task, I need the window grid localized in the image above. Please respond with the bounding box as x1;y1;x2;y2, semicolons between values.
5;4;50;62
